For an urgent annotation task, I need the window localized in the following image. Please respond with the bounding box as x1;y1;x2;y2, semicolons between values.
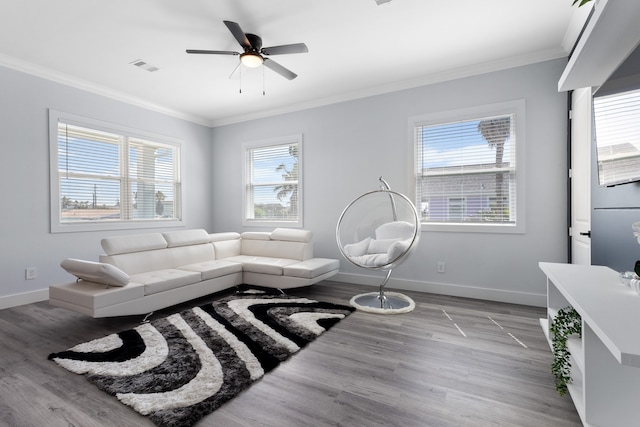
411;100;525;233
447;197;466;221
593;87;640;186
49;110;183;232
243;135;302;227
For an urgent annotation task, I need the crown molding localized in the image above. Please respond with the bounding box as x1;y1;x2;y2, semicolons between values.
0;49;568;130
0;53;213;127
210;48;568;127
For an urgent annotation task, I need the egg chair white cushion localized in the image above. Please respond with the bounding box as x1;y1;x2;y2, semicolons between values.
374;221;415;240
343;237;371;257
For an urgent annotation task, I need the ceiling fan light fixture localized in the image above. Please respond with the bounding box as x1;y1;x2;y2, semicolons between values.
240;52;263;68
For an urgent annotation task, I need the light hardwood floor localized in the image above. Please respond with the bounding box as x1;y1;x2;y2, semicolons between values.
0;281;581;427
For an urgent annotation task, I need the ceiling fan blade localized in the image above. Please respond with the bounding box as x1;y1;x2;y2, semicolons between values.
186;49;239;55
223;20;252;50
263;58;297;80
261;43;309;56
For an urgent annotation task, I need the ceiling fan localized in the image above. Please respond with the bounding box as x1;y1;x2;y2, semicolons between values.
186;20;308;80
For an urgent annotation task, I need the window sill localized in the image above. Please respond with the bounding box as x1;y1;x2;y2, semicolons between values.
420;222;525;234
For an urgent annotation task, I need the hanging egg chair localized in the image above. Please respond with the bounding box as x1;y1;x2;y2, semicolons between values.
336;177;421;313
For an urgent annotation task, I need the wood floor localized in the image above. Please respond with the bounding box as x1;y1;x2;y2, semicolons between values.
0;281;582;427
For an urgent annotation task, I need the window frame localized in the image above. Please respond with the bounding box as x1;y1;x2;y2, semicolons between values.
409;100;526;234
242;134;303;228
49;109;184;233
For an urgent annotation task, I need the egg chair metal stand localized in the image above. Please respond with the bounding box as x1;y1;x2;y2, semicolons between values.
336;177;421;312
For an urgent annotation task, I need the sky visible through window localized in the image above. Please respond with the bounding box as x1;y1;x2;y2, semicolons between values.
251;144;297;206
420;119;511;169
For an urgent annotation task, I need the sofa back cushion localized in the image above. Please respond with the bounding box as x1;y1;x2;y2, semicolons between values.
210;232;242;259
100;243;215;275
240;232;313;261
167;244;215;267
101;232;167;256
270;228;313;243
100;248;174;275
163;229;210;247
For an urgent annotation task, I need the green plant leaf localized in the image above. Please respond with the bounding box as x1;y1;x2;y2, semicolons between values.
549;306;582;396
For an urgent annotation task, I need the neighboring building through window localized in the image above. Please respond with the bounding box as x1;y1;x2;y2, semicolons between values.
411;100;525;233
49;110;183;233
243;134;302;227
593;87;640;186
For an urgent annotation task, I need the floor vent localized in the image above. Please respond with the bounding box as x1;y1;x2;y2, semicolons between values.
130;59;159;72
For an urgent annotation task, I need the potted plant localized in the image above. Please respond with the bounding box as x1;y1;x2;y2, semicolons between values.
549;306;582;396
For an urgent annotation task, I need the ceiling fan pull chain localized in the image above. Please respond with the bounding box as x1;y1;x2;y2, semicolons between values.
239;64;242;94
263;66;266;96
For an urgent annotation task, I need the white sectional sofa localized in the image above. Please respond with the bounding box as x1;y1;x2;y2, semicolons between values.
49;228;340;318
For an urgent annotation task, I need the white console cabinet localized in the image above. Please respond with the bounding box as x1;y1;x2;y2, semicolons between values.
539;262;640;427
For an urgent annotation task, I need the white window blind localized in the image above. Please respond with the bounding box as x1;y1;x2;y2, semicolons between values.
413;101;524;232
244;135;302;227
593;88;640;187
50;111;182;232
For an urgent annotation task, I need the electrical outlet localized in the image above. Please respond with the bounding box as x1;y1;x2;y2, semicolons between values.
437;261;445;273
25;267;37;280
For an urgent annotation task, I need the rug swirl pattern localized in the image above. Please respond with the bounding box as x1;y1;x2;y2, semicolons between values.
48;289;354;426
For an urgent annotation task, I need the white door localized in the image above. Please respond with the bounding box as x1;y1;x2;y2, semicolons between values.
571;87;592;265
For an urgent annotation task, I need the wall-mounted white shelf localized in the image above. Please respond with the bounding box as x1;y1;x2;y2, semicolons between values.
558;0;640;92
539;262;640;427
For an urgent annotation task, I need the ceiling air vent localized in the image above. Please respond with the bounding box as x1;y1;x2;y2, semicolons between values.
375;0;392;5
130;59;159;72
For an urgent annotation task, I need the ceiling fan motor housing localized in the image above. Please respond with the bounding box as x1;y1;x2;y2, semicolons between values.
245;34;263;51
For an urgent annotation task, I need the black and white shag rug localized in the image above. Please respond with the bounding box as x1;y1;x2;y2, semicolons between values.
48;288;354;427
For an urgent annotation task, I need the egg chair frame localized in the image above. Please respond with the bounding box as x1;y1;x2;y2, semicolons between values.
336;177;421;312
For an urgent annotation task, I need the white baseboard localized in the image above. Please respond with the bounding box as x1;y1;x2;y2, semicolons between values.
332;272;546;307
0;289;49;310
0;275;546;310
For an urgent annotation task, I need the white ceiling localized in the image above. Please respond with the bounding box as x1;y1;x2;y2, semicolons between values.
0;0;591;126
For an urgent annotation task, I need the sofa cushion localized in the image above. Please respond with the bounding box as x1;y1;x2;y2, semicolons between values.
163;229;210;248
224;255;298;275
209;232;241;242
213;239;241;259
178;260;243;280
240;239;312;261
101;233;167;256
60;258;130;287
241;231;271;241
129;269;201;296
100;248;174;276
167;244;215;268
270;228;313;243
283;258;340;279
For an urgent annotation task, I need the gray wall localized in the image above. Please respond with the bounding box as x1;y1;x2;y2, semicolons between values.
0;65;213;307
211;58;569;306
0;58;569;309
